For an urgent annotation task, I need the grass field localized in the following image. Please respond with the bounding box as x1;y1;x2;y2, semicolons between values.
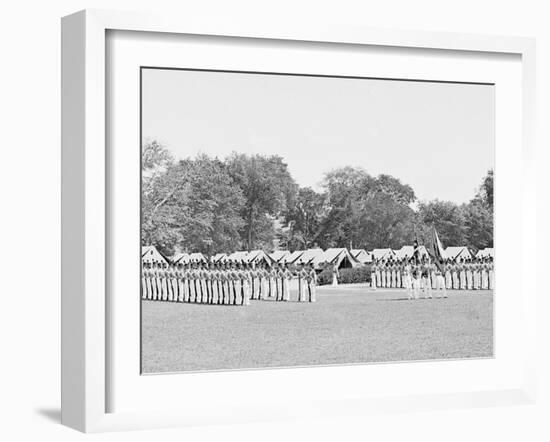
141;284;493;373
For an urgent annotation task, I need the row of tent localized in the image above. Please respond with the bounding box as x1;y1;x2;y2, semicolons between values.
142;245;494;269
370;246;493;261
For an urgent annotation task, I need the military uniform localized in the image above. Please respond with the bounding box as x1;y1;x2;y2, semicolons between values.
444;262;452;289
421;263;432;299
307;266;317;302
282;266;292;301
269;267;277;298
398;262;403;288
434;265;447;298
242;266;251;306
141;264;149;300
260;267;270;299
488;259;494;290
403;262;413;299
412;264;421;299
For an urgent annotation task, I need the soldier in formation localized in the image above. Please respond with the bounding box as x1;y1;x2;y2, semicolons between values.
369;255;493;292
141;259;319;305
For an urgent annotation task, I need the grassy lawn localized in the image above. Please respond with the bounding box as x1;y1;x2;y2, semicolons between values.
141;284;493;373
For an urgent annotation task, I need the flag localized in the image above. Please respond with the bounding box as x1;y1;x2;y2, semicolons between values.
412;238;420;263
428;226;445;272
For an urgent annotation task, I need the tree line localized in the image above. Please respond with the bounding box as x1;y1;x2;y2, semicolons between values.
142;140;493;257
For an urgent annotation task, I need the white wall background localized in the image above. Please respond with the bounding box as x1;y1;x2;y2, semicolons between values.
0;1;547;440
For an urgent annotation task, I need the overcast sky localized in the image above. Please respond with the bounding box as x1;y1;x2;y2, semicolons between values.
142;68;494;204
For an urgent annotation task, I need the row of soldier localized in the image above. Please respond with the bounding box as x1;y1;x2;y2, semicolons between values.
141;261;318;305
370;257;494;292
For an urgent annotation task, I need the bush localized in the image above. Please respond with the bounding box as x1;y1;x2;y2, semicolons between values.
338;265;372;284
317;268;333;286
316;264;372;286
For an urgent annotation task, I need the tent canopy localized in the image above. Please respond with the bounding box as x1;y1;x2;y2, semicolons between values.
351;249;372;264
141;245;169;265
269;250;291;263
246;250;274;265
284;250;304;264
189;252;207;262
212;253;228;263
172;252;190;263
313;248;361;269
226;251;249;262
444;246;472;261
476;248;494;258
173;252;208;264
294;248;324;266
394;245;429;260
370;248;396;261
223;250;274;265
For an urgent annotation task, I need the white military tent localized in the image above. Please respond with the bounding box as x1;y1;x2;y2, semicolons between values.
212;253;228;263
394;245;429;260
476;248;494;258
172;252;189;264
284;250;304;264
245;250;274;265
189;252;208;262
312;248;361;269
226;251;249;263
351;249;372;264
445;246;472;261
370;248;396;261
142;245;168;265
173;252;208;264
294;248;324;266
269;250;291;263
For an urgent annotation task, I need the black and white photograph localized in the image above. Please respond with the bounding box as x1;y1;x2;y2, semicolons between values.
5;0;548;438
140;67;495;374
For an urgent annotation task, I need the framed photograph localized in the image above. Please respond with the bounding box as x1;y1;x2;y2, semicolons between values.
61;9;537;432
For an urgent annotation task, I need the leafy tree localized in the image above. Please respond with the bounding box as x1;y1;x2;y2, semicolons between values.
354;193;417;249
373;174;415;204
142;139;174;172
226;153;298;250
460;170;494;250
141;140;178;253
141;153;245;256
461;200;493;250
312;167;417;249
417;200;467;247
475;169;493;211
312;167;371;246
141;142;493;257
282;187;326;250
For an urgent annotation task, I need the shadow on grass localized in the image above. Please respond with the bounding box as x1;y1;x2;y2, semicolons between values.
377;297;448;301
376;297;413;301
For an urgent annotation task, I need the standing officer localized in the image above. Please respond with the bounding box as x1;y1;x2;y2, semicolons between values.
282;264;292;301
370;261;377;290
488;257;494;290
141;262;149;300
307;264;317;302
298;264;308;301
403;259;413;300
242;263;251;306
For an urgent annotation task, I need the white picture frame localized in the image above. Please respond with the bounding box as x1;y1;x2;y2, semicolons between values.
61;9;537;433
